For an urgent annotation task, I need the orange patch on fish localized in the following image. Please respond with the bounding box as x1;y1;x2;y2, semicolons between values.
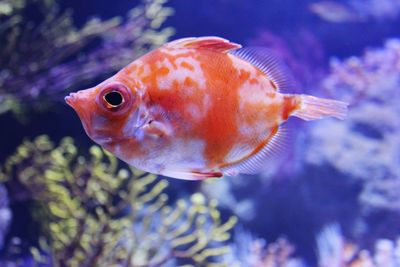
184;77;198;87
250;78;259;85
194;51;241;165
180;61;195;71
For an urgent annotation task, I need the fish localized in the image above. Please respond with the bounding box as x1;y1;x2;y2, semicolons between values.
65;36;348;180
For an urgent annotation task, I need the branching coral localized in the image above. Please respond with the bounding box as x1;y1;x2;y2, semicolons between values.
305;39;400;213
201;176;258;223
0;0;174;117
317;225;400;267
0;136;236;266
224;228;305;267
227;225;400;267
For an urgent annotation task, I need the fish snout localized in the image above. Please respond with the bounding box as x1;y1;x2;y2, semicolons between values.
65;90;93;111
65;92;78;108
65;91;96;138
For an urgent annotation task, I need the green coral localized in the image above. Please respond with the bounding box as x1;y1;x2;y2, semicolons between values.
0;136;237;266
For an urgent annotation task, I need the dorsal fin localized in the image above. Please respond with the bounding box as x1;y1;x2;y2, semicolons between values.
231;47;296;92
165;37;242;53
221;126;288;176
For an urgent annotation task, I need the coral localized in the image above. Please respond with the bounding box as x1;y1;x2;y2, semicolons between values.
305;39;400;213
221;224;400;267
225;224;400;267
224;228;305;267
201;176;258;223
0;0;174;117
317;225;400;267
0;136;236;266
0;184;11;251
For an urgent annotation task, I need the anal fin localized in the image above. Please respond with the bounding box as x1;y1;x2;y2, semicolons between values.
221;126;287;176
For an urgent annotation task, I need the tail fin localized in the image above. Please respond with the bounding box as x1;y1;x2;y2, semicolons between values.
292;95;348;121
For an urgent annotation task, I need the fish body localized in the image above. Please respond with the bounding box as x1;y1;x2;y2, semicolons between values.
66;37;347;180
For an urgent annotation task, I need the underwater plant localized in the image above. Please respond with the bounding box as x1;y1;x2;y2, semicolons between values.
0;136;237;266
0;0;174;117
305;39;400;213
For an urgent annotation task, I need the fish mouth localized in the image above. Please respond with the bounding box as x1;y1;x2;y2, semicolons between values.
65;92;78;108
65;92;94;137
65;92;89;119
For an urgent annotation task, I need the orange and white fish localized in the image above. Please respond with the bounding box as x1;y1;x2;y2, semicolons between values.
65;37;347;180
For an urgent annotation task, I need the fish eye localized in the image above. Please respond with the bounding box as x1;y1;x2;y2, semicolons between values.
104;91;124;107
98;83;133;112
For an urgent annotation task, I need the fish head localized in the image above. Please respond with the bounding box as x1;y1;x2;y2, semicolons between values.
65;78;146;146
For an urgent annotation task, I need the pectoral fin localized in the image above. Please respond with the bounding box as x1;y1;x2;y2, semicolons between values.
142;120;171;138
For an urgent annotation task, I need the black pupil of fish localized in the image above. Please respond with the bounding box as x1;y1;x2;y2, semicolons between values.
105;91;123;107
